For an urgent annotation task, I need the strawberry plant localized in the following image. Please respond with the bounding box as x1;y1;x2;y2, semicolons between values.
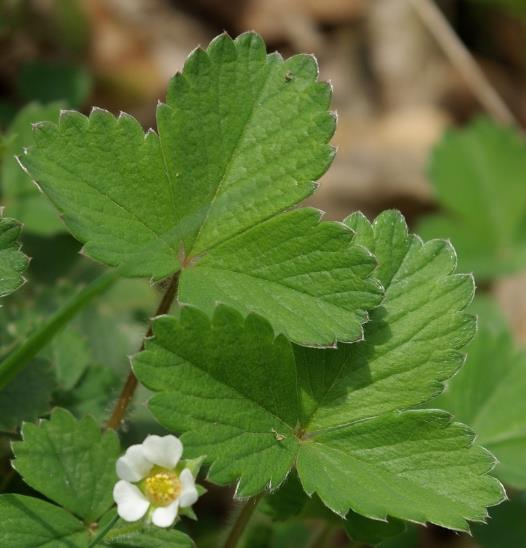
0;32;521;547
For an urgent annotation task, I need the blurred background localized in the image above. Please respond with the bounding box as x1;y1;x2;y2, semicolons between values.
4;0;526;221
1;1;526;547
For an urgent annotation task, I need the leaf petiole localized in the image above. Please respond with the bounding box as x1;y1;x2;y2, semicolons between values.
223;492;264;548
87;512;120;548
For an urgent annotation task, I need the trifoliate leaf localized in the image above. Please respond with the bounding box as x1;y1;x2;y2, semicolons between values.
417;118;526;280
0;217;28;298
0;359;54;431
1;102;64;235
135;210;503;532
19;32;382;346
12;407;120;522
435;309;526;489
0;494;88;547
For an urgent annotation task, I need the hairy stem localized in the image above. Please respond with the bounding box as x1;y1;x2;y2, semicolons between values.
106;272;180;430
0;269;120;389
88;512;120;548
411;0;517;127
223;493;264;548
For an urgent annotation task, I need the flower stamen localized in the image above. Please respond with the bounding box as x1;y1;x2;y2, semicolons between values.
143;470;181;506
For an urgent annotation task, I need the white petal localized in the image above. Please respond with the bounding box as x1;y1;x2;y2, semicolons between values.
141;435;183;469
151;500;180;528
113;480;150;522
116;444;153;482
178;468;199;508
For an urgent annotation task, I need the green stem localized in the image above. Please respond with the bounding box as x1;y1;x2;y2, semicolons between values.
0;268;120;389
106;272;180;430
223;493;264;548
87;513;120;548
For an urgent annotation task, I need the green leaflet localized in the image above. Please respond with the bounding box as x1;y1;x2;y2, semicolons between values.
1;102;64;236
12;408;120;522
417;118;526;280
0;217;28;298
297;210;475;431
19;32;382;346
435;304;526;489
135;211;503;532
135;306;300;496
103;527;193;547
0;494;89;547
180;208;382;344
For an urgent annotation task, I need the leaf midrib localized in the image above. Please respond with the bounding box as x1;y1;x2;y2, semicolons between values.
188;54;275;256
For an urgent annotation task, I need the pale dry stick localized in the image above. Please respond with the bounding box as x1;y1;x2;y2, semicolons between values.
411;0;518;127
106;272;180;430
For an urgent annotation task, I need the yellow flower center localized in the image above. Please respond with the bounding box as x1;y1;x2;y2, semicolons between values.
143;469;181;506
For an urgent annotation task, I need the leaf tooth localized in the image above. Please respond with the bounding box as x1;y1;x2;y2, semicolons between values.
207;31;236;62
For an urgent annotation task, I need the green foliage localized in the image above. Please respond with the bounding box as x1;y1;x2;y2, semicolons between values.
135;210;503;531
19;32;382;346
47;326;91;390
12;408;119;522
435;301;526;489
0;217;28;297
417;118;526;281
472;493;526;548
1;103;65;235
103;526;193;547
343;512;405;545
263;472;405;546
0;494;89;547
17;60;91;108
0;359;54;431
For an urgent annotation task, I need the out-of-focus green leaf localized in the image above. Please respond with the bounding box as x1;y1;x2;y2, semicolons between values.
17;60;91;108
1;102;64;236
435;302;526;489
343;512;405;546
472;493;526;548
417;119;526;281
48;327;90;390
54;365;119;421
0;359;54;431
0;217;28;298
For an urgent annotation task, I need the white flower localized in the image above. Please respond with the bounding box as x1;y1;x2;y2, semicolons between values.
113;434;199;528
